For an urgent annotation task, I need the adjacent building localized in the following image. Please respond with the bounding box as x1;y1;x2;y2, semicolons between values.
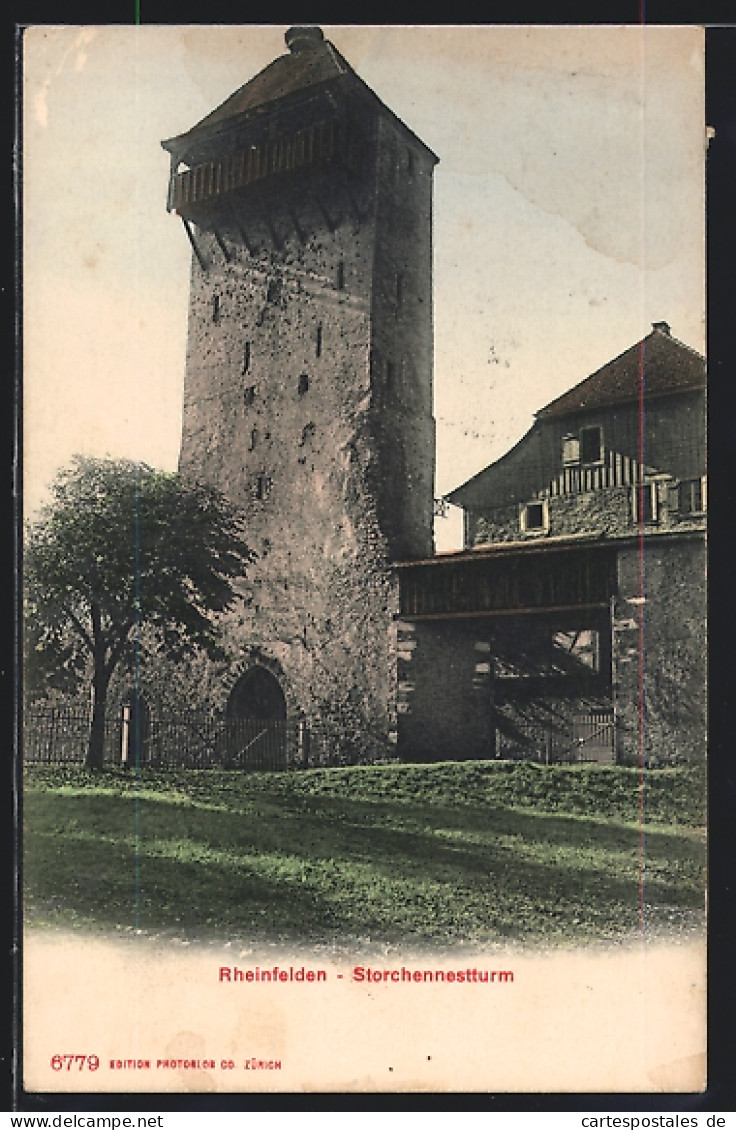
396;323;706;765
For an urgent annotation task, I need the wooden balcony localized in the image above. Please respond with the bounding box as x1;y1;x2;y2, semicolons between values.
398;544;617;620
169;118;356;216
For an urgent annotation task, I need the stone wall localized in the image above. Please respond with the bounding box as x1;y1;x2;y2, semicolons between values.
368;116;436;562
471;485;635;545
397;620;494;761
175;105;435;755
470;478;707;548
613;535;706;764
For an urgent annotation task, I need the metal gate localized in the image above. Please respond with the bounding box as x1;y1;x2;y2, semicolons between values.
224;717;288;770
572;710;616;762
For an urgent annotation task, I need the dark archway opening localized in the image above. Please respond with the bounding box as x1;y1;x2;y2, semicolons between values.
225;666;287;768
227;666;287;721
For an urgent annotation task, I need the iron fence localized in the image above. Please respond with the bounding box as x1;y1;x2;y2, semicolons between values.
22;707;389;771
24;706;617;770
23;708;121;766
495;710;617;764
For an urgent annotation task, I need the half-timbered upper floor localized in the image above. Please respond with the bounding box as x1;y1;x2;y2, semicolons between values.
446;323;706;550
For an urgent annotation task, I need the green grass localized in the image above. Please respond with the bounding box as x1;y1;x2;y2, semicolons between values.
23;761;706;951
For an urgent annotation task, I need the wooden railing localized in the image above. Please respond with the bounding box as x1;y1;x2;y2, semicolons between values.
399;547;616;619
171;119;352;214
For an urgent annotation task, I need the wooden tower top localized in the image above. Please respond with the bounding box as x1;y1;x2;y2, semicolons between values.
161;26;438;172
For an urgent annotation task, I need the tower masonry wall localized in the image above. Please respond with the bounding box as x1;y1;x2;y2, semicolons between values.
175;99;436;755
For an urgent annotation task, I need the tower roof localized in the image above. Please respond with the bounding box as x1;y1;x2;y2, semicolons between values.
162;26;438;164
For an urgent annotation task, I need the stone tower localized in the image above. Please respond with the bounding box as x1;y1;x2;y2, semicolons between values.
162;27;437;754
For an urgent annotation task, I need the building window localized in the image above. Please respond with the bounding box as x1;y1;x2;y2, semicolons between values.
679;477;706;514
266;278;281;304
255;473;271;501
520;499;549;535
632;482;659;525
244;385;255;407
300;422;316;447
579;425;603;464
298;372;310;396
243;341;251;373
316;323;323;358
562;434;580;466
336;260;345;290
249;426;258;451
212;293;221;324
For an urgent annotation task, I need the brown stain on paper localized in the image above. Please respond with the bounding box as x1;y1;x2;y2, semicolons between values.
163;1030;217;1093
648;1054;707;1094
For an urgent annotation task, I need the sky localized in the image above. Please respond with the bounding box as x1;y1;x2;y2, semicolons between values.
22;24;706;549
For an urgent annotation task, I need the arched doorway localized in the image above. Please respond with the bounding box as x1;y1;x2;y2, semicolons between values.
226;666;287;768
121;689;150;766
227;666;287;721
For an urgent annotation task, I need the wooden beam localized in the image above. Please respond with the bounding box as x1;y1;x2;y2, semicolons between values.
166;154;179;213
213;226;233;263
254;190;283;251
226;200;255;256
286;198;307;246
338;167;364;227
397;603;611;622
182;218;207;272
308;187;336;233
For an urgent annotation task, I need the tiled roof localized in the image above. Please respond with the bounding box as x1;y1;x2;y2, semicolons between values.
162;27;438;162
536;325;705;419
445;422;546;508
163;32;349;156
445;324;705;509
188;39;349;137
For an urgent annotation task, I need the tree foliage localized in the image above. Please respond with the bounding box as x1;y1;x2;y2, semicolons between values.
24;457;254;766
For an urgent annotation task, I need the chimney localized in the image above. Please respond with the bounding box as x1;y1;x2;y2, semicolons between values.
285;26;325;54
652;321;671;335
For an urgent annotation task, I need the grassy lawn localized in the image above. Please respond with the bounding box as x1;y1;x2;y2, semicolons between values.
23;761;706;951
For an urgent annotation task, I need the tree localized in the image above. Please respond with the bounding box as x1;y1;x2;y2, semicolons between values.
24;457;254;768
